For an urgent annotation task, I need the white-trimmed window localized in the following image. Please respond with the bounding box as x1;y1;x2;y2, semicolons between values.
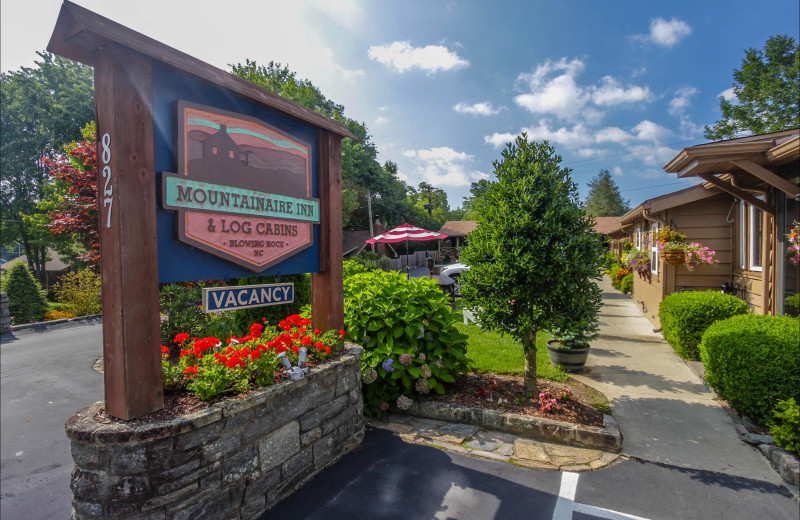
635;226;642;249
749;202;763;272
650;222;659;274
738;202;747;269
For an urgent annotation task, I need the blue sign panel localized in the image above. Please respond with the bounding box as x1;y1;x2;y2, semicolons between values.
202;283;294;313
152;63;320;283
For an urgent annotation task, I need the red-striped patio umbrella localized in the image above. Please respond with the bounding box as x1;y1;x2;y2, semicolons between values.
366;223;449;270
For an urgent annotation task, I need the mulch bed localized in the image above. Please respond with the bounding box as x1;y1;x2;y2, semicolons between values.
423;372;607;428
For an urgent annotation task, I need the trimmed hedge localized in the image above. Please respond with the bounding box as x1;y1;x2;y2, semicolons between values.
700;314;799;424
659;291;749;360
785;293;799;318
620;273;633;294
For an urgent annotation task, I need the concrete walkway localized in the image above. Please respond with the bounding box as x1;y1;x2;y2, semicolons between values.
572;276;780;484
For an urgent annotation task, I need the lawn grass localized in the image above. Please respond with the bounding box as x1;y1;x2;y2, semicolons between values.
453;320;568;381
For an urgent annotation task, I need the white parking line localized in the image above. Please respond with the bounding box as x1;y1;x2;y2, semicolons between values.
553;472;652;520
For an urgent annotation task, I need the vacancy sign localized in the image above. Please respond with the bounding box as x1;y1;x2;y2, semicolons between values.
202;283;294;313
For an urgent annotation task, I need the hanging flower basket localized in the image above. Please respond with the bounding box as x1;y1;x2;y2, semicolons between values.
661;249;685;265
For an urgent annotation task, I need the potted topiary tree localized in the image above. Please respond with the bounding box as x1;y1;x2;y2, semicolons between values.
460;134;603;395
547;289;602;372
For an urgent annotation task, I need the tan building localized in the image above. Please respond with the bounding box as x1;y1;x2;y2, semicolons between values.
617;185;734;326
664;129;799;316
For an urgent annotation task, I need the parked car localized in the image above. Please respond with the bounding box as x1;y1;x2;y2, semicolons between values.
441;262;470;296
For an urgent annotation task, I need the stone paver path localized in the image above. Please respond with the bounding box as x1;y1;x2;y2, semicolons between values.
366;414;622;472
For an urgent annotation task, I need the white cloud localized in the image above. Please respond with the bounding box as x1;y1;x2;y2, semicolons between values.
484;132;517;148
612;166;624;176
374;116;389;126
514;58;589;120
523;121;595;147
379;106;390;111
595;126;633;144
577;148;610;158
514;58;652;121
367;41;469;73
591;76;653;106
453;102;504;116
668;87;702;139
403;150;417;158
404;146;489;186
633;18;692;48
626;144;680;166
631;66;647;78
668;86;698;116
719;87;738;102
632;120;670;142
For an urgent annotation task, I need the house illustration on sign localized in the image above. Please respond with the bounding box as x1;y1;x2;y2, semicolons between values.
187;124;308;199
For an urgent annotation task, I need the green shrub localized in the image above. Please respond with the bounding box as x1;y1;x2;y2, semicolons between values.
599;251;617;271
343;259;371;279
343;270;469;417
620;273;633;294
700;314;799;424
54;268;101;316
1;262;46;324
660;291;749;360
784;293;800;318
771;398;800;453
159;283;207;348
379;255;391;270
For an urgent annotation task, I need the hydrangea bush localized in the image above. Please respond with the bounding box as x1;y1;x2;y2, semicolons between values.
343;270;469;417
161;314;344;400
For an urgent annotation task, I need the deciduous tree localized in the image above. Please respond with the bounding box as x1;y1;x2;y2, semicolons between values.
705;35;799;140
1;52;94;282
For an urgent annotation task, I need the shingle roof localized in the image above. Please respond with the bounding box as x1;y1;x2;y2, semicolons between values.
438;221;479;237
593;216;623;235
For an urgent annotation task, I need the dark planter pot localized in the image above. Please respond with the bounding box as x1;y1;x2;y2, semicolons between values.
547;340;590;372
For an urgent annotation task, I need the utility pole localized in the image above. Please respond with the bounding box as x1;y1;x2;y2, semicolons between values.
367;190;375;252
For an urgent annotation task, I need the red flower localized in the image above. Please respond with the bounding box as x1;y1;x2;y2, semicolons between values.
300;318;312;327
314;341;325;350
173;332;190;344
325;346;331;354
180;349;192;357
292;345;299;353
276;345;287;354
183;365;198;375
250;351;261;360
339;329;346;337
300;336;312;346
313;328;321;335
291;332;300;340
250;323;264;335
160;345;170;354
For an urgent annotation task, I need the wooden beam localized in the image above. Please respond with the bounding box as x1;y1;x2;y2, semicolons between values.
95;43;163;419
311;132;344;331
731;159;800;198
48;1;355;140
697;173;774;215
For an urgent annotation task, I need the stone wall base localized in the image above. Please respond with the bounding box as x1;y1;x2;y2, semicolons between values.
67;344;364;519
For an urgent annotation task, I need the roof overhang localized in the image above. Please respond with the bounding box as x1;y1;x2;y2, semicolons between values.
663;130;800;214
47;1;356;140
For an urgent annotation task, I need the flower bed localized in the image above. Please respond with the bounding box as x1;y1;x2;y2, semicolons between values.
66;344;365;520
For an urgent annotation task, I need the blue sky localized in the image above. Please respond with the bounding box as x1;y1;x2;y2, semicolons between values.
3;1;798;211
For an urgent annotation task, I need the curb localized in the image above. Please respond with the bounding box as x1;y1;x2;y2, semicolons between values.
3;315;102;337
401;400;622;452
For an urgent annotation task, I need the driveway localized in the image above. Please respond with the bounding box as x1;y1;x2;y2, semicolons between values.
0;323;103;519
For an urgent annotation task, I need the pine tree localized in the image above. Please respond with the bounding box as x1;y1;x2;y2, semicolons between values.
584;170;630;217
1;262;47;324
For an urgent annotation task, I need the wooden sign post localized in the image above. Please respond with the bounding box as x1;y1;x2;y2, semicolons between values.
49;1;352;419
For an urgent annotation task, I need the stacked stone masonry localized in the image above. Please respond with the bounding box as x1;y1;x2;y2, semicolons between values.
67;344;364;519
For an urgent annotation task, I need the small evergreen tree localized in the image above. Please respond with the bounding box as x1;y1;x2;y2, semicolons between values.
460;135;603;395
1;262;47;324
584;170;630;217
